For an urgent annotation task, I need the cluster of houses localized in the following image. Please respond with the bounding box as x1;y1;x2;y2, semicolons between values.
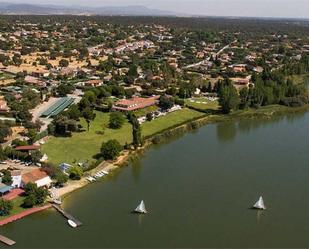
0;168;52;196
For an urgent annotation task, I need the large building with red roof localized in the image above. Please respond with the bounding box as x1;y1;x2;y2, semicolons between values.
112;96;159;112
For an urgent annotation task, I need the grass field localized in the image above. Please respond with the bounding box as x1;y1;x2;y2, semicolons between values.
185;97;219;111
43;108;206;165
0;197;26;221
141;108;205;137
42;111;133;165
287;74;309;85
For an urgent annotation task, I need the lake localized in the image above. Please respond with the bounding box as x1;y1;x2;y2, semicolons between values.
2;110;309;248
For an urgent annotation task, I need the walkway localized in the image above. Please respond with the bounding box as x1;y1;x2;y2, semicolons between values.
0;204;51;226
2;189;24;201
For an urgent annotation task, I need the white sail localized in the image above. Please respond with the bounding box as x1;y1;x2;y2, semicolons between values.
253;196;266;210
134;200;147;214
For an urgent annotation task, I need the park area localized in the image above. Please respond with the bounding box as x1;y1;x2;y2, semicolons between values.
185;97;219;112
42;108;205;165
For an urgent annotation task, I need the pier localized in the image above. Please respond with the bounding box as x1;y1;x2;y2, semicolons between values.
52;204;82;226
0;234;16;246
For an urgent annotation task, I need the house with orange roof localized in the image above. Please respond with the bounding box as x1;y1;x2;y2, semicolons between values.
21;169;52;188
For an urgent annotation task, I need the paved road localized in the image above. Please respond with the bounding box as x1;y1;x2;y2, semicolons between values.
183;40;237;70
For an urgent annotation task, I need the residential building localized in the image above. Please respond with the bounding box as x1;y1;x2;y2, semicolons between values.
21;169;52;188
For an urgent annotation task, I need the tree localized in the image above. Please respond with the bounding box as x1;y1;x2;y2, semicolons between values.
59;59;69;67
159;95;174;111
0;123;11;143
101;139;123;160
23;182;48;207
218;82;240;114
109;112;125;129
26;129;37;144
55;172;69;187
68;166;83;180
65;104;81;120
146;112;153;121
128;64;138;78
23;194;36;208
82;107;96;131
131;116;142;149
0;199;13;216
0;146;6;161
1;170;12;185
57;84;74;97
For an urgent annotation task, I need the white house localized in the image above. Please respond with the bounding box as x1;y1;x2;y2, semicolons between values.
11;170;22;188
21;169;52;188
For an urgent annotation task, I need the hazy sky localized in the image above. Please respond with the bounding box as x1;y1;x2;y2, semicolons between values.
5;0;309;18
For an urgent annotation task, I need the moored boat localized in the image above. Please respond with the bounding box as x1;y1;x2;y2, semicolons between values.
53;198;62;205
68;219;77;228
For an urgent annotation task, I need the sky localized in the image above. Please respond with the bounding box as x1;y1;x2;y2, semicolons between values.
5;0;309;18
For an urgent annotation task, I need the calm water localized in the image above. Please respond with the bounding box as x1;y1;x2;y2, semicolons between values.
2;111;309;248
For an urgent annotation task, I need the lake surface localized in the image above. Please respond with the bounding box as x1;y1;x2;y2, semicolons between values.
2;111;309;248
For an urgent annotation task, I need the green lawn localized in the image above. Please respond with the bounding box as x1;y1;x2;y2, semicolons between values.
43;108;206;165
287;74;309;85
141;108;205;137
0;197;26;221
133;105;158;118
185;97;219;111
42;111;133;165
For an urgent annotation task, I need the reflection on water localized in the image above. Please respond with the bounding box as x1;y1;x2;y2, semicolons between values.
131;157;142;182
216;121;237;142
216;110;307;143
256;210;264;224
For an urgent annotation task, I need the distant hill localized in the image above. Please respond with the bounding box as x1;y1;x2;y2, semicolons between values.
0;3;179;16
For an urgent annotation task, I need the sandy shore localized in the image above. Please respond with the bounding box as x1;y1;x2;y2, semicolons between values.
54;151;131;198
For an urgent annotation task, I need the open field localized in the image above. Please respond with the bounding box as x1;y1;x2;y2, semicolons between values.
185;97;219;111
43;108;205;165
141;108;206;137
42;111;133;166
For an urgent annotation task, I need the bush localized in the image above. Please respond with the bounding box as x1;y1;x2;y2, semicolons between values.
101;139;123;160
68;166;83;180
109;112;125;129
23;183;49;208
0;199;13;216
55;172;69;187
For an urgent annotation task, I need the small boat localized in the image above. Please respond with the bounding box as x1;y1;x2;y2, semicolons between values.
53;198;62;205
102;170;109;175
134;200;147;214
253;196;266;210
86;176;95;182
68;219;77;228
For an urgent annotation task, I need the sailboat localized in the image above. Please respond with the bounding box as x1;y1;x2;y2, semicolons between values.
134;200;147;214
253;196;266;210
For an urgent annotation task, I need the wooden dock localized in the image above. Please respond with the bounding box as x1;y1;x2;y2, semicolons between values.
0;234;16;246
52;204;82;226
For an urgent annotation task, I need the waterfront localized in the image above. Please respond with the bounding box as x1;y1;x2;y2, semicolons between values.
2;111;309;248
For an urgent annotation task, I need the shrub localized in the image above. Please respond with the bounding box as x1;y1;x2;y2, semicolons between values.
101;139;123;160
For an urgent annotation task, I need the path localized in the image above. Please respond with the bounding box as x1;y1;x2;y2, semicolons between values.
0;204;51;226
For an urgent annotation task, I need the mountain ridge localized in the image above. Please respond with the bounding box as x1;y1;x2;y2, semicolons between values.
0;2;180;16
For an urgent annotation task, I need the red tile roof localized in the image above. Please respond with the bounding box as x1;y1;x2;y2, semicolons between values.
15;145;40;151
22;169;49;184
113;96;159;112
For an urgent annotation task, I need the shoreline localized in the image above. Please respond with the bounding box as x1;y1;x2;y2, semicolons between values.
0;104;308;226
55;104;309;199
